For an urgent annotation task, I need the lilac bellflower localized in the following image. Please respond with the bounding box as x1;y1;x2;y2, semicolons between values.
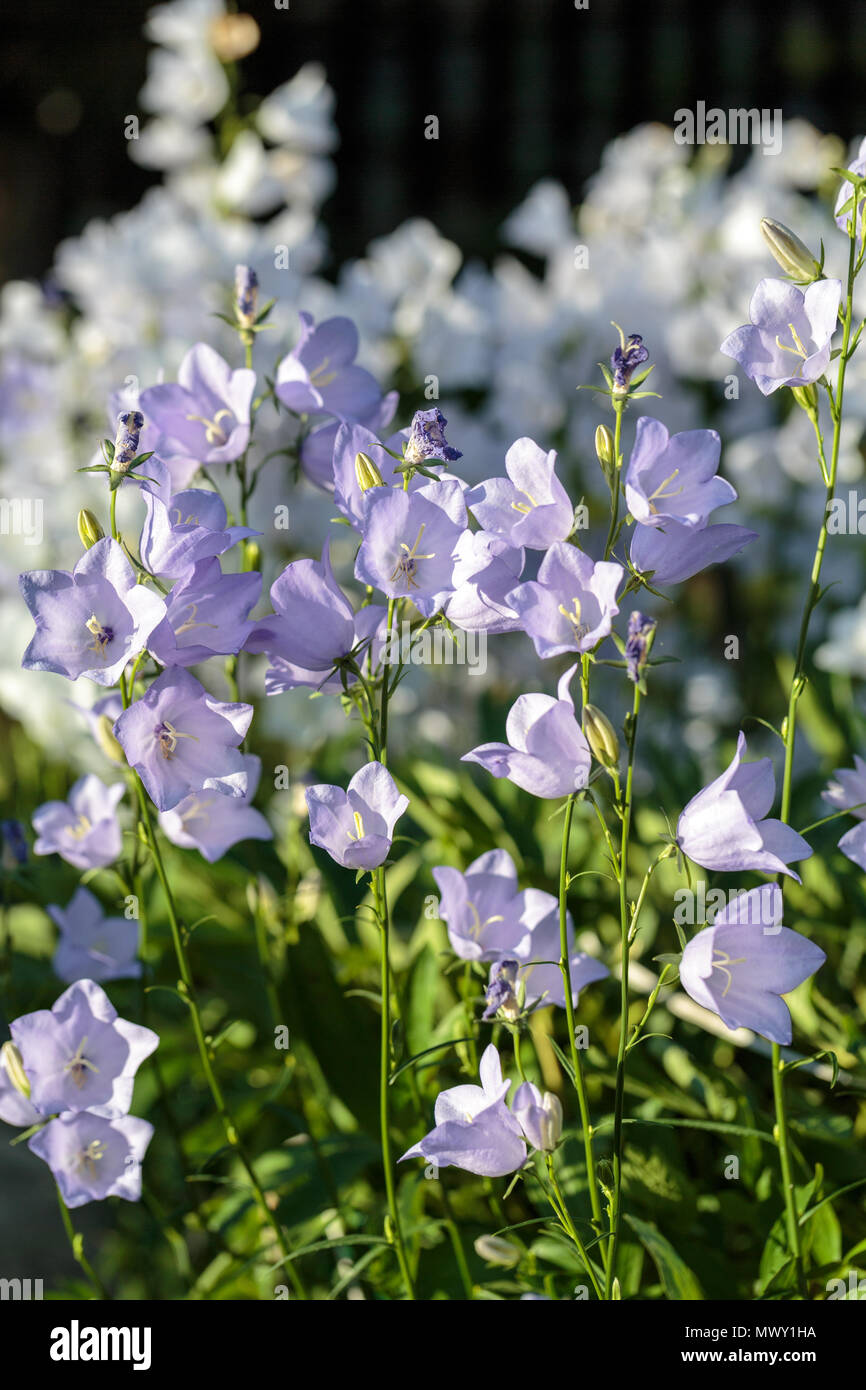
28;1112;154;1208
148;557;261;666
20;538;166;686
462;664;591;798
114;667;252;812
32;774;124;872
822;756;866;868
677;732;812;880
301;392;399;492
624;418;735;529
355;478;468;618
507;542;623;659
403;407;462;465
139;343;255;465
399;1044;527;1178
158;754;272;862
48;886;141;984
275;312;382;420
466;438;573;549
306;761;409;871
720;278;842;395
432;849;526;962
139;482;259;580
445;530;525;634
629;517;757;586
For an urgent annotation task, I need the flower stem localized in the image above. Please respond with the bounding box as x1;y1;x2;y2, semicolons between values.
544;1154;604;1300
603;400;626;560
56;1185;110;1300
558;792;605;1261
605;681;641;1298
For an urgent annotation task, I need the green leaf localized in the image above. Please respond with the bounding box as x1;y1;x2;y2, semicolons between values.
625;1214;704;1299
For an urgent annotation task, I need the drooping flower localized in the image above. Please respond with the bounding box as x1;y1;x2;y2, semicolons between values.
432;849;525;962
403;407;462;464
306;762;409;870
28;1112;154;1208
466;438;573;549
48;886;140;985
275;312;382;419
354;478;467;618
148;557;261;666
399;1044;527;1178
629;518;757;586
511;1083;563;1153
33;775;124;872
445;530;524;634
139;482;258;580
506;542;623;659
20;538;167;686
462;664;592;798
158;754;272;863
139;343;255;464
625;611;657;685
245;540;385;690
677;732;812;880
624;418;735;529
679;885;825;1044
114;667;252;813
10;979;158;1119
822;756;866;868
720;278;842;395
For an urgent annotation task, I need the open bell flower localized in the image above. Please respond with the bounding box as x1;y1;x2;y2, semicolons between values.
720;278;842;395
462;664;591;798
148;556;261;666
139;343;255;465
158;754;272;863
466;437;573;549
33;774;124;872
432;849;526;962
114;667;252;813
306;762;408;871
676;732;812;880
20;538;167;686
139;482;259;580
10;979;158;1119
822;756;866;868
506;542;623;659
48;886;141;984
679;885;825;1044
624;418;736;529
28;1112;154;1208
629;516;757;586
399;1044;527;1178
445;530;524;635
275;312;382;419
354;478;467;618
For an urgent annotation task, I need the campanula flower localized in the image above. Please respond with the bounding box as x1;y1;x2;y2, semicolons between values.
301;391;399;491
158;754;272;862
679;885;826;1044
32;774;124;872
306;761;409;870
139;483;259;580
509;887;609;1010
432;849;525;962
148;557;261;666
10;979;158;1119
720;278;842;395
445;530;524;634
630;518;757;586
20;538;167;686
139;343;255;464
355;478;468;618
834;137;866;234
48;886;141;985
234;264;258;326
28;1112;154;1208
625;611;656;685
612;332;649;393
462;664;592;798
512;1083;562;1152
0;1044;41;1128
483;958;522;1019
275;312;382;419
506;542;623;659
624;418;735;529
246;540;385;689
466;438;573;548
822;756;866;868
677;732;812;880
114;667;252;812
399;1044;527;1178
331;419;412;529
404;407;462;464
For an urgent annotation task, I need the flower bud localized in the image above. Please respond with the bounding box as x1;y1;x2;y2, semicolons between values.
234;264;259;328
611;325;649;395
513;1085;563;1152
483;957;521;1021
355;451;385;491
595;423;615;471
111;410;144;475
94;713;126;765
210;13;261;63
1;1041;31;1099
583;704;620;768
244;540;262;571
77;508;105;549
790;383;819;415
0;820;27;869
474;1234;522;1268
760;218;821;283
626;611;656;686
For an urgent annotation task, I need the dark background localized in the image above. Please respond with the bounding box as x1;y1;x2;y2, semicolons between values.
2;0;866;286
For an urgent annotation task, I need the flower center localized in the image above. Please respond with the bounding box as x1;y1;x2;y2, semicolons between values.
309;356;338;388
466;901;505;939
557;596;589;642
65;1036;99;1089
346;810;365;842
154;719;198;760
174;602;219;637
711;949;748;998
84;614;114;660
184;408;235;446
510;489;538;516
391;524;435;591
64;814;92;841
647;467;683;512
78;1138;107;1178
774;322;809;361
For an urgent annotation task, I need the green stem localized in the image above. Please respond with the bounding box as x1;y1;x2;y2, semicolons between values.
558;792;605;1256
603;401;626;560
545;1155;604;1300
606;682;641;1298
56;1186;110;1300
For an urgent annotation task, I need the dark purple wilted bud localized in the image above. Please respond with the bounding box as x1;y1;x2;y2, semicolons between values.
625;611;656;685
111;410;144;475
611;329;649;395
482;957;521;1021
405;408;462;465
1;820;28;869
234;264;259;327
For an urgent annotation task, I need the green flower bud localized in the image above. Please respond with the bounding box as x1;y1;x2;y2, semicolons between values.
760;218;821;283
790;383;819;416
1;1041;31;1099
355;451;385;492
77;509;105;549
583;703;620;768
595;424;615;470
473;1234;522;1268
94;713;127;765
244;540;262;571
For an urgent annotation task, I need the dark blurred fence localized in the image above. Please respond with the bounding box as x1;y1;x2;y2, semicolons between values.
2;0;866;282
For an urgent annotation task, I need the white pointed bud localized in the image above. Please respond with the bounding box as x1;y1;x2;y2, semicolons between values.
583;704;620;769
355;451;385;491
94;714;126;765
474;1234;522;1267
595;424;615;470
1;1042;31;1099
77;509;105;549
760;218;821;282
